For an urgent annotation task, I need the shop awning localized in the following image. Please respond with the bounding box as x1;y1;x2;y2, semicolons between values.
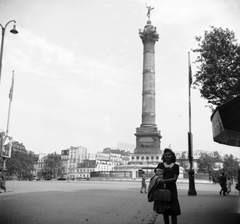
211;95;240;147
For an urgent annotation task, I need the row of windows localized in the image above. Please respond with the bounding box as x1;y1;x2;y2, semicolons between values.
78;174;89;178
77;169;95;172
131;156;160;160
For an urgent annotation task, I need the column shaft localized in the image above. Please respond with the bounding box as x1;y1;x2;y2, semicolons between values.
142;41;156;126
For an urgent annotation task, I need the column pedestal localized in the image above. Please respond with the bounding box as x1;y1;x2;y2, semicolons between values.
134;126;161;154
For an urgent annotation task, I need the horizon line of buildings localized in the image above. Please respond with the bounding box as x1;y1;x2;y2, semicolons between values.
9;139;239;161
32;144;239;180
7;140;239;180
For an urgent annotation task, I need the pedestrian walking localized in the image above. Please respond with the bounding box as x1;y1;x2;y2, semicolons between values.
212;176;216;184
226;177;233;195
219;173;227;196
0;172;6;193
140;171;147;193
155;148;181;224
209;176;212;183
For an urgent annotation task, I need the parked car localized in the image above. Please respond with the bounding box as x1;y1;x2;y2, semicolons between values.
57;177;66;181
76;177;90;181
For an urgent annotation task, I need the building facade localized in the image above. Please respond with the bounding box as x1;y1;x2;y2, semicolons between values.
12;141;26;153
76;159;112;179
33;155;47;178
61;146;88;179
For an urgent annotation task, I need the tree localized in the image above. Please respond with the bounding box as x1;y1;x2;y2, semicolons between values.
42;152;64;179
223;154;239;180
197;153;217;175
6;150;36;179
193;26;240;108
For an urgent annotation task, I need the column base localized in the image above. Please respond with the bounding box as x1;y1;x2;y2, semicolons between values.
134;125;162;154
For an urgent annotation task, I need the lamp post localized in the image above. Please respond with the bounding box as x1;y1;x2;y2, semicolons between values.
188;52;197;195
0;20;18;85
0;20;18;192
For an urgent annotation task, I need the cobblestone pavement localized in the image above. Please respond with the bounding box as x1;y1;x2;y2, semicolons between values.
155;191;240;224
0;181;156;224
0;181;239;224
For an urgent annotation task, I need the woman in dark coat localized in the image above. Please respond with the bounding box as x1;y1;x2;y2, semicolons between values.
156;148;181;224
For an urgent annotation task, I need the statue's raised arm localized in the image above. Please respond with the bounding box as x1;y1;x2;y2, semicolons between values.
146;4;154;19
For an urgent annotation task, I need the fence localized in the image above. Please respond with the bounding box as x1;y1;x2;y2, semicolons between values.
183;172;209;180
90;171;132;179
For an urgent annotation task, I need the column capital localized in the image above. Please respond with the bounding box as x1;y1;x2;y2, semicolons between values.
139;20;159;43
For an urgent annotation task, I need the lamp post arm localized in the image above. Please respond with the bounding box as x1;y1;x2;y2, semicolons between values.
1;20;16;29
0;20;16;84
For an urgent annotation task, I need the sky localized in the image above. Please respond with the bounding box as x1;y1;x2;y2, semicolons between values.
0;0;240;159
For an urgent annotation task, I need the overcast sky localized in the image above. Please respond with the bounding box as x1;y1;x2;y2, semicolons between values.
0;0;239;158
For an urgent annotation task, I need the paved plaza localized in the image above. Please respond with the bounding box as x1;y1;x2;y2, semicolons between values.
0;180;239;224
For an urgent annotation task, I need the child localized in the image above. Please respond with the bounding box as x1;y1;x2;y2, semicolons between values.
148;168;170;214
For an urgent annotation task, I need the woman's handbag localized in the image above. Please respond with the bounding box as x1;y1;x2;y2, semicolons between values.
152;189;171;202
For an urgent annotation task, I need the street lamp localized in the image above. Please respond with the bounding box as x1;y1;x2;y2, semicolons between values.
0;20;18;85
0;20;18;191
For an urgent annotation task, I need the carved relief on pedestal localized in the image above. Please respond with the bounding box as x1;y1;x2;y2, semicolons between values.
139;137;154;148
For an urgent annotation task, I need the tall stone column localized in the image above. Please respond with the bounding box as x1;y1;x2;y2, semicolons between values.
134;19;162;155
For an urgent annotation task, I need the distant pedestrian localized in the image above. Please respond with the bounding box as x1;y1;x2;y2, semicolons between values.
209;176;212;183
0;172;6;193
140;171;147;193
212;177;216;184
219;173;227;196
155;148;181;224
226;177;233;195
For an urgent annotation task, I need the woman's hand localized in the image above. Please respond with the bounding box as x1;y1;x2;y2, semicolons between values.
161;174;178;184
160;179;165;184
